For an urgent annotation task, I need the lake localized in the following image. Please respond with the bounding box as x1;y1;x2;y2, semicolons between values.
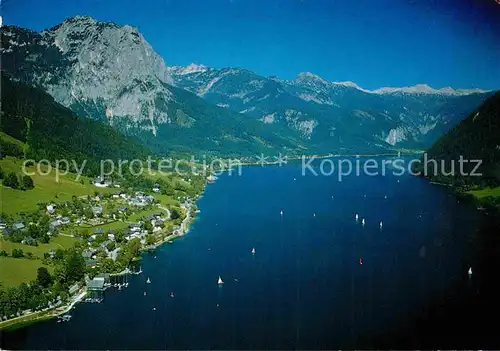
2;157;499;349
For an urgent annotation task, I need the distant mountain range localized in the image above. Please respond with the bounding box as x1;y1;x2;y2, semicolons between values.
1;16;495;157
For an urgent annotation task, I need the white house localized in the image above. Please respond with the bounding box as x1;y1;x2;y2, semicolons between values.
46;204;56;215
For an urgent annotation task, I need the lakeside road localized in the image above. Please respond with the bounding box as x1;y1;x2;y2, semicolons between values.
0;289;87;331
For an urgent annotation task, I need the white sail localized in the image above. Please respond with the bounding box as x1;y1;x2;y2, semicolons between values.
251;248;256;254
468;267;473;275
218;276;224;285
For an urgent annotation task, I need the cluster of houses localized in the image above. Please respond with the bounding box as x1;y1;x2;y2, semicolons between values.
92;176;120;188
109;191;156;208
0;218;32;243
79;210;167;267
124;212;166;241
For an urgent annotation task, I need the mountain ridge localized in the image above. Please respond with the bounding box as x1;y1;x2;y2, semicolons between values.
1;15;495;157
169;64;491;96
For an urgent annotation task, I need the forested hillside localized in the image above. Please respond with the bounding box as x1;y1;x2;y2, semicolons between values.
0;73;151;175
419;92;500;188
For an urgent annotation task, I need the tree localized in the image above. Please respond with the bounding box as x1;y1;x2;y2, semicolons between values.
171;207;181;220
54;249;64;260
114;229;125;243
146;234;156;246
0;166;4;179
11;248;24;258
3;172;19;189
106;241;116;251
22;175;34;190
0;250;7;257
144;220;153;232
64;249;85;283
36;267;53;288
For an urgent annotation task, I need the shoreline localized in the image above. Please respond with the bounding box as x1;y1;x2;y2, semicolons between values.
230;151;423;168
0;289;87;331
0;194;201;332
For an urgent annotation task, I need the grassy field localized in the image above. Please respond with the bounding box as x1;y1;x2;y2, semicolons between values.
0;235;79;259
467;186;500;199
155;194;177;205
0;131;26;149
0;156;114;214
0;257;53;288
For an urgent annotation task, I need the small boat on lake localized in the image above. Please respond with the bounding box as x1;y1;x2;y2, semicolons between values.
468;267;473;276
280;209;283;216
355;213;359;221
217;276;224;285
379;221;383;228
146;277;151;284
361;218;365;225
58;314;72;323
251;247;256;255
170;292;175;298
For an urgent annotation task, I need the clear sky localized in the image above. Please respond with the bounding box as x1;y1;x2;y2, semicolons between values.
2;0;499;90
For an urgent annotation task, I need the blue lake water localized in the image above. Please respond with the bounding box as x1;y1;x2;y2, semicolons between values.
1;157;487;349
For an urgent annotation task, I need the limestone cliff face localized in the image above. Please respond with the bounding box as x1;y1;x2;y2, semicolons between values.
2;16;174;136
1;17;308;157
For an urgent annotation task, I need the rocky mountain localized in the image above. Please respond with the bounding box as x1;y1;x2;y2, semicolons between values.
1;16;495;158
0;16;304;158
169;65;493;150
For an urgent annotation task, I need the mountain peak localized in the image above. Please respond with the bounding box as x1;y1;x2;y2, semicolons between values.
296;72;328;84
176;63;209;75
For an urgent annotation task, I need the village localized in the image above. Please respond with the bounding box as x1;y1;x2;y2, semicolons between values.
0;172;204;327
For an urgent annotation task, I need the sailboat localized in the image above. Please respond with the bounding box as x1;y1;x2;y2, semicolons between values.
144;291;147;296
355;213;359;221
217;276;224;285
280;209;283;216
251;247;256;255
313;213;316;217
361;218;365;225
170;291;175;298
468;267;473;276
379;221;383;228
146;277;151;284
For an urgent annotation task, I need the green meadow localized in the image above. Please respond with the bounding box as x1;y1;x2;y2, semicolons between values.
467;186;500;199
0;156;113;214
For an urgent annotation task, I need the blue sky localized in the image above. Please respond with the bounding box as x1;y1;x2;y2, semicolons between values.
2;0;499;90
